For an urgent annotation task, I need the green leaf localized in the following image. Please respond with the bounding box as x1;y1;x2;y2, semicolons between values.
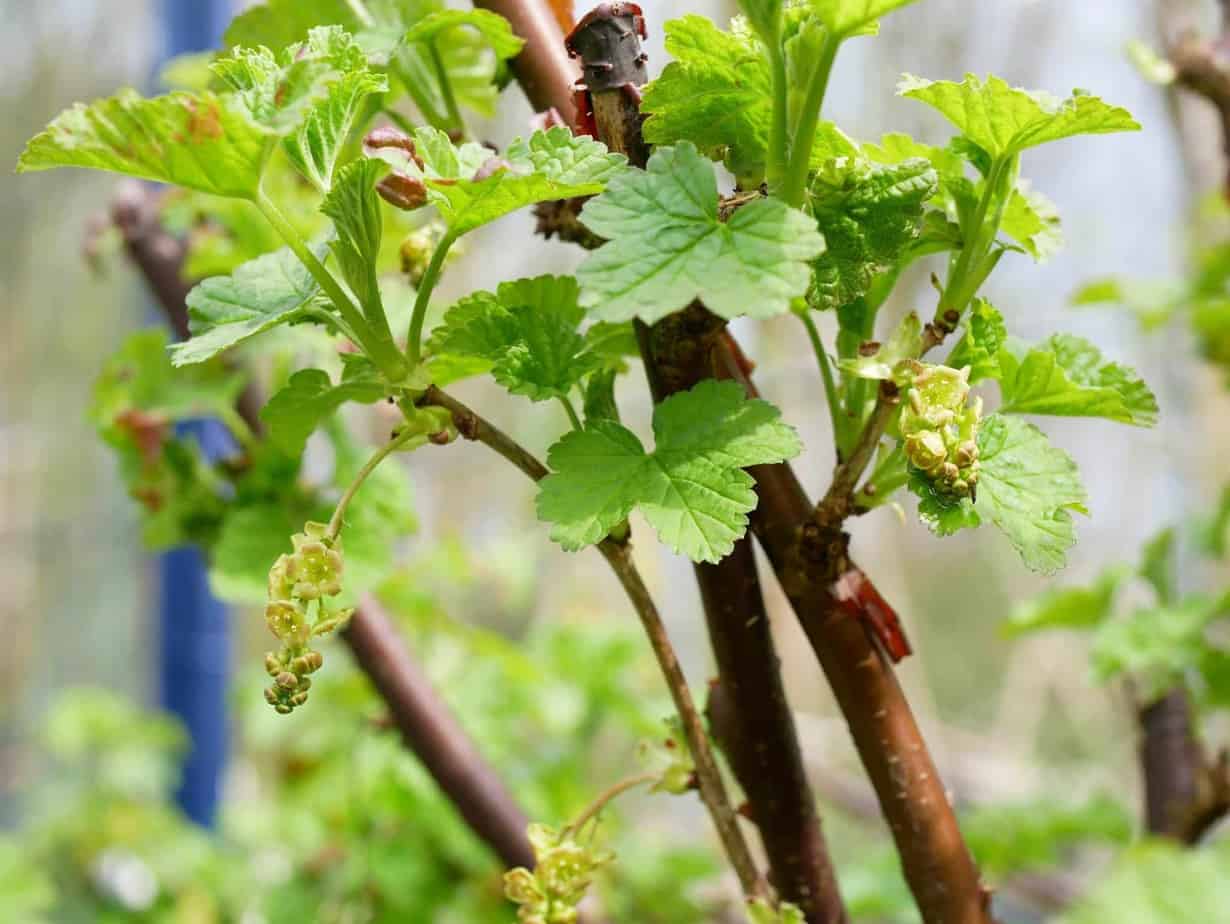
1071;277;1183;331
975;414;1088;574
94;329;246;428
320;157;388;313
1000;183;1063;261
898;74;1140;160
284;67;388;193
642;15;856;181
808;156;937;310
400;9;523;59
642;16;770;180
909;471;981;536
998;334;1158;427
738;0;784;43
1090;594;1229;696
963;795;1132;880
375;126;625;235
223;0;356;51
1139;527;1177;604
429;275;605;401
537;380;802;562
945;298;1006;384
840;311;922;381
171;244;325;366
812;0;922;38
1059;841;1230;924
583;369;622;425
16;90;272;199
1003;565;1129;636
1197;483;1230;558
577;143;825;323
261;367;387;456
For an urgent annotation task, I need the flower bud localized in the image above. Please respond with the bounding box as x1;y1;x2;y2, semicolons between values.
904;430;947;474
377;172;428;210
363;126;424;168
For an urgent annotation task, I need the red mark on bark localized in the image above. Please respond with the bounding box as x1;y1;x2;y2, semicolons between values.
833;567;913;663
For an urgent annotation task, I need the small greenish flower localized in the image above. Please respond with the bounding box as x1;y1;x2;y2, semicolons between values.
900;364;982;498
747;898;806;924
504;824;613;924
260;522;352;715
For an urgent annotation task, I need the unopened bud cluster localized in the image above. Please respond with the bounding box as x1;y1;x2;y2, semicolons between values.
900;364;982;499
263;522;353;714
504;824;613;924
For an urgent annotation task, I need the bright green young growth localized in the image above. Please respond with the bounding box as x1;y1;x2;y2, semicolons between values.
171;244;327;366
16;90;271;199
1004;565;1129;636
504;823;615;924
429;276;616;402
577;143;825;323
914;414;1088;574
747;897;806;924
284;67;389;194
401;9;523;58
637;719;696;795
946;298;1007;384
1059;841;1230;924
841;311;922;382
898;74;1140;160
1001;184;1064;262
261;366;387;456
812;0;922;38
641;16;857;182
808;156;937;310
374;125;626;236
537;380;802;563
997;335;1158;427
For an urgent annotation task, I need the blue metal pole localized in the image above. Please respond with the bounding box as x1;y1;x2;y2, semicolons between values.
156;0;232;828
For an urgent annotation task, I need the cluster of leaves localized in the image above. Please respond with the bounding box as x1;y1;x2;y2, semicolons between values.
1006;498;1230;707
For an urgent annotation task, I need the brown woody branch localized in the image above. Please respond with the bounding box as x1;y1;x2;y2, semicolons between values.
113;185;539;872
569;11;847;920
538;3;994;920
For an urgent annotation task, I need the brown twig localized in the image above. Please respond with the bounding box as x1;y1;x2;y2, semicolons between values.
420;385;767;902
342;597;536;868
472;0;580;123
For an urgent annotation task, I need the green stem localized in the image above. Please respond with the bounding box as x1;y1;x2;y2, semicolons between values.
799;311;845;455
765;40;789;190
561;772;657;840
558;395;583;431
218;407;258;454
254;191;377;360
406;230;458;366
327;425;423;541
940;155;1015;317
854;445;908;509
780;32;840;207
429;39;466;136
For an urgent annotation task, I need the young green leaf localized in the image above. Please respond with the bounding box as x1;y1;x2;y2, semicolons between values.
16;90;272;199
1000;184;1063;262
998;334;1158;427
537;380;802;562
1138;527;1177;604
840;311;922;381
642;16;770;180
284;67;389;193
808;156;937;310
812;0;922;39
1091;594;1230;699
260;367;387;456
170;245;326;366
400;9;523;59
642;15;856;182
912;412;1088;572
429;275;605;401
1003;565;1129;636
577;143;825;323
375;126;625;236
897;74;1140;160
945;298;1006;384
320;157;387;311
94;329;247;429
1059;842;1230;924
223;0;356;52
976;414;1088;574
